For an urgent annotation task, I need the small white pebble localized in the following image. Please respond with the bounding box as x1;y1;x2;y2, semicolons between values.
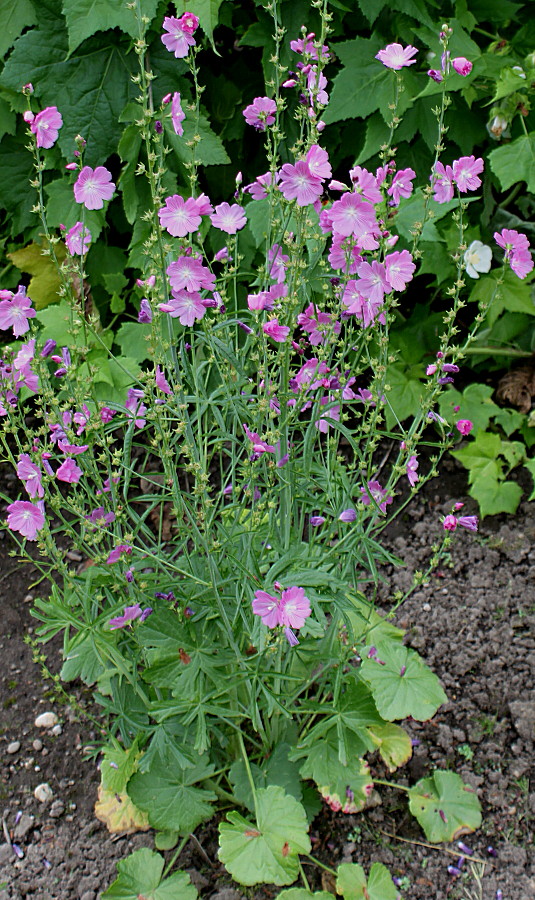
7;741;21;754
34;783;53;803
422;603;431;611
32;739;43;751
34;712;58;729
51;724;62;737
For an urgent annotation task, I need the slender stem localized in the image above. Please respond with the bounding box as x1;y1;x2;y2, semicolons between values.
238;731;258;819
162;834;190;879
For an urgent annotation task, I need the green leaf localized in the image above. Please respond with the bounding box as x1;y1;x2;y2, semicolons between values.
218;786;311;886
115;321;153;363
408;771;482;842
395;189;472;243
452;429;504;482
323;36;390;125
45;179;106;241
100;739;142;793
360;642;447;721
336;862;399;900
525;457;535;500
60;633;107;684
8;242;65;310
368;723;412;772
0;137;36;233
229;743;303;812
245;197;270;248
384;363;425;428
438;383;500;431
469;474;523;517
0;0;36;57
489;134;535;193
102;848;198;899
63;0;160;53
184;0;225;45
298;733;373;813
277;892;333;900
163;113;230;167
127;752;216;834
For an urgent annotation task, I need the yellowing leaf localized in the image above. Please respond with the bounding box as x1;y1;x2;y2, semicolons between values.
94;785;150;834
8;242;65;310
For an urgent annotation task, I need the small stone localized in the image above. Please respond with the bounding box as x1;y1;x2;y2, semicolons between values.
66;549;83;561
32;739;43;751
7;741;21;754
80;893;96;900
422;603;431;611
14;814;34;840
34;782;53;803
51;724;62;737
0;844;12;866
35;712;58;729
49;800;65;819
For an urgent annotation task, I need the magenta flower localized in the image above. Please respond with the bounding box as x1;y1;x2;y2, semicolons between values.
339;508;356;522
65;222;91;256
106;544;132;565
443;514;457;531
494;229;533;279
330;193;378;238
6;500;45;540
171;92;185;136
161;15;197;58
279;160;323;207
0;286;36;337
155;365;172;394
17;454;44;499
306;144;331;181
267;244;289;283
158;195;202;237
431;162;455;204
252;585;311;638
85;506;115;526
385;249;416;291
159;290;206;326
210;202;247;234
310;515;325;526
342;280;385;328
452;156;484;193
452;57;472;76
56;458;82;484
138;298;152;323
14;338;35;371
263;318;290;342
428;69;443;83
243;423;276;459
30;106;63;149
290;35;330;62
349;165;382;204
297;303;341;346
307;67;329;105
407;455;419;487
387;167;416;206
360;480;393;514
74;166;115;210
456;419;473;435
166;256;215;293
458;515;478;532
354;260;390;304
243;96;277;131
376;43;418;70
109;603;143;630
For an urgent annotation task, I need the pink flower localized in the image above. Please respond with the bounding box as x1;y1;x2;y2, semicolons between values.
349;166;382;204
494;229;533;279
342;280;384;328
329;236;362;274
252;585;311;632
306;144;331;181
267;244;289;283
74;166;115;210
243;423;276;459
443;514;457;531
387;167;416;206
376;43;418;70
385;249;416;291
243;96;277;131
161;15;197;58
65;222;91;256
307;67;329;106
314;396;340;432
330;193;378;238
360;480;392;514
407;455;419;487
109;603;143;630
166;256;215;293
297;303;341;346
339;508;356;522
155;365;172;394
354;260;390;304
0;286;35;337
279;160;323;206
452;156;484;193
171;92;185;136
210;202;247;234
428;69;443;83
452;57;472;76
431;161;455;204
263;318;290;342
6;500;45;540
458;515;478;532
244;171;280;200
456;419;473;435
106;544;132;565
17;454;44;498
290;35;329;62
56;458;82;484
14;339;35;371
30;106;62;149
158;195;202;237
179;11;200;34
138;298;152;323
159;290;206;326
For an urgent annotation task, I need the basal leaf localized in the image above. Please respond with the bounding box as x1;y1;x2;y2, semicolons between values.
229;742;303;811
298;733;373;813
360;642;447;721
127;753;216;833
115;321;153;363
45;179;106;241
469;474;523;518
408;771;482;842
164;112;230;167
438;383;499;431
368;723;412;772
452;430;504;483
323;37;391;125
489;134;535;193
63;0;160;53
468;268;535;327
218;785;310;886
102;848;198;900
8;242;66;310
94;786;150;834
0;136;36;233
336;862;399;900
100;739;142;793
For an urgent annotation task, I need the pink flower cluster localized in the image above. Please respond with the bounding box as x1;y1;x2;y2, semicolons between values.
252;585;311;646
161;12;199;58
494;229;533;280
160;254;216;326
431;156;484;203
29;106;63;149
279;144;331;207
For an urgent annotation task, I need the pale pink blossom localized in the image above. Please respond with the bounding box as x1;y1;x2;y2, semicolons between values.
376;43;418;70
106;544;132;565
330;193;377;238
244;171;280;200
171;92;185;136
385;249;416;291
243;96;277;131
14;338;35;371
354;260;390;304
349;166;382;204
431;161;455;204
279;160;323;206
307;67;329;105
158;195;201;237
387;167;416;205
328;236;362;274
159;290;206;326
306;144;331;181
74;166;115;210
452;155;484;193
290;35;329;62
166;256;215;293
210;202;246;234
243;424;276;459
360;480;392;513
155;365;172;394
30;106;62;149
342;280;385;327
252;585;311;632
263;318;290;342
267;244;289;283
161;15;197;58
0;286;35;337
65;222;91;255
297;303;341;346
6;500;45;540
56;458;82;484
195;193;214;215
17;454;44;498
109;603;143;630
494;229;533;279
407;455;419;487
314;396;340;432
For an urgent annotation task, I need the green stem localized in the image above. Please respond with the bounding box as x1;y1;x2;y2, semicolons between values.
374;778;410;792
238;731;258;819
162;834;190;879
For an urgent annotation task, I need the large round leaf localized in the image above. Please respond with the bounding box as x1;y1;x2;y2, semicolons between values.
408;771;482;842
336;862;399;900
102;848;197;900
360;642;447;721
218;785;310;886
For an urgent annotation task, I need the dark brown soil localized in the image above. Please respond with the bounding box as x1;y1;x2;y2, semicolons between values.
1;459;534;900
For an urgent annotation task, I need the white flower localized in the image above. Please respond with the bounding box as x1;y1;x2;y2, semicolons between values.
464;240;492;279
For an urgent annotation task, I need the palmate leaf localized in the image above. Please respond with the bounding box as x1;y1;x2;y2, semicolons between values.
489;134;535;193
322;36;390;125
368;723;412;772
94;786;150;835
360;642;447;722
336;862;399;900
229;742;303;812
62;0;160;53
102;848;197;900
127;752;216;834
100;738;142;793
0;0;36;58
8;242;66;310
408;771;482;842
183;0;226;44
218;786;310;886
1;26;136;165
297;732;373;813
